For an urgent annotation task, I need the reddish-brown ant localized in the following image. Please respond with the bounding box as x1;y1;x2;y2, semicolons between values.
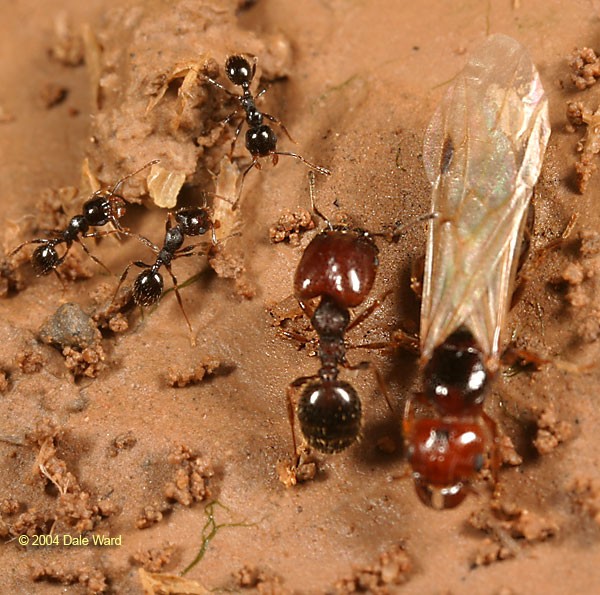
205;55;330;204
10;160;159;278
111;206;215;341
404;35;551;509
285;173;396;456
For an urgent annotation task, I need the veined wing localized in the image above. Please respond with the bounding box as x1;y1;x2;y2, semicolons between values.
420;34;550;364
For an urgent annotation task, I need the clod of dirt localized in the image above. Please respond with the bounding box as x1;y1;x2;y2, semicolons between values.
26;420;115;533
335;544;412;593
164;445;213;506
136;445;214;529
166;356;230;387
234;564;285;592
569;47;600;90
533;406;572;455
30;562;107;595
277;446;318;487
108;430;137;457
138;568;210;595
566;101;600;193
470;501;559;566
62;344;106;379
84;0;292;202
498;435;523;466
39;303;101;350
131;543;176;572
269;208;315;244
15;348;45;374
569;477;600;526
208;246;256;299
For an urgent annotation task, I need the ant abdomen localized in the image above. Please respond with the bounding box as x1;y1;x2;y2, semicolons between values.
246;125;277;157
406;418;487;509
133;270;164;306
294;230;379;308
32;245;60;275
423;328;488;415
297;379;362;453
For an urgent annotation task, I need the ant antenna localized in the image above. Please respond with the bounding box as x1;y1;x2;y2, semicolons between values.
308;171;333;231
371;211;438;243
109;159;160;197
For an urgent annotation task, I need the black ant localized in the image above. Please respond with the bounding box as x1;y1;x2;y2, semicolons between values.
205;55;330;204
111;206;215;342
285;174;392;457
10;160;159;278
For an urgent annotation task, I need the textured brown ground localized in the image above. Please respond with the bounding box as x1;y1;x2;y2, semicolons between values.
2;1;600;593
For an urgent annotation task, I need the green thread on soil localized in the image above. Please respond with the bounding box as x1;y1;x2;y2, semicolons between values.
181;501;255;576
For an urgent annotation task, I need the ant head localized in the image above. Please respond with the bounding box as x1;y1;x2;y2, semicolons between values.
225;55;255;86
83;193;126;228
297;378;362;453
246;124;277;157
133;270;164;306
174;207;212;237
423;329;488;415
32;244;60;276
406;419;487;509
294;230;379;309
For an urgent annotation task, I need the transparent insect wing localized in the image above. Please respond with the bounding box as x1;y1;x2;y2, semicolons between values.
420;34;550;365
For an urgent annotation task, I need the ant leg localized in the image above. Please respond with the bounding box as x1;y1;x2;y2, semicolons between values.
410;256;425;300
347;289;393;331
296;298;316;321
228;118;245;161
345;359;394;413
233;158;259;210
286;375;318;466
109;260;149;309
262;112;296;144
273;151;331;176
76;238;112;275
9;238;51;257
164;264;195;345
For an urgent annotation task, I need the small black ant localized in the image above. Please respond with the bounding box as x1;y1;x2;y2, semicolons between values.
10;160;159;278
111;206;215;341
205;55;330;203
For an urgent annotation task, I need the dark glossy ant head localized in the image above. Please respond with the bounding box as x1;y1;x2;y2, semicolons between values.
174;207;212;237
83;193;126;228
133;270;164;306
294;229;379;309
246;124;277;157
297;378;362;453
406;419;487;509
163;226;185;255
225;55;254;86
423;328;488;415
32;244;60;276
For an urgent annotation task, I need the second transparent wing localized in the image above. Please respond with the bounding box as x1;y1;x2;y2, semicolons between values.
420;34;550;364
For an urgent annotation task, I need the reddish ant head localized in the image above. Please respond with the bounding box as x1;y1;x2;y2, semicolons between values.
246;124;277;157
294;230;379;309
406;418;487;509
133;270;164;306
424;329;488;415
32;244;60;276
297;378;362;453
225;55;254;86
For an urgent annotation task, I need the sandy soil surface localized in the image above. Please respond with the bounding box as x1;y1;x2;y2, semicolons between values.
2;0;600;593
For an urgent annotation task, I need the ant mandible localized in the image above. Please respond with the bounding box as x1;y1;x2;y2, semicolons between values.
111;206;215;342
205;55;331;204
10;160;159;278
286;173;390;457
